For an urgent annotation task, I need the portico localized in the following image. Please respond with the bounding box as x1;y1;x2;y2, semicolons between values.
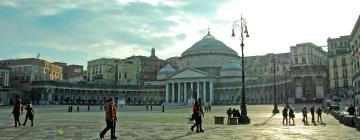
164;68;214;105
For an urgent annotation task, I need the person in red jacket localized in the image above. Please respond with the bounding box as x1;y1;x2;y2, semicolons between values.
100;98;117;139
190;100;199;132
12;99;23;127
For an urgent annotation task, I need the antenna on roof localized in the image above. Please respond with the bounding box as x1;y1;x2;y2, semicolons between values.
36;52;40;59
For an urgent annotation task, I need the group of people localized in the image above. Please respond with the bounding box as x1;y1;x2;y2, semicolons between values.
190;98;205;133
282;105;323;125
145;105;153;111
282;106;295;125
301;106;323;124
12;99;35;127
226;108;241;118
100;97;118;140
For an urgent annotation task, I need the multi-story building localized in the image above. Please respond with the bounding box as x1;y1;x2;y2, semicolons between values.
351;15;360;95
327;36;352;97
166;57;180;71
87;58;138;85
290;43;328;102
0;58;63;90
126;48;166;85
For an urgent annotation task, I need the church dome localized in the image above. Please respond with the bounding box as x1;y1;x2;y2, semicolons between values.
158;64;176;74
222;60;241;70
181;31;238;57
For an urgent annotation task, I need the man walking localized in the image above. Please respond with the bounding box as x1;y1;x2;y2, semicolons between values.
22;101;34;127
302;106;308;122
100;98;117;139
282;107;288;125
198;98;204;132
310;106;315;123
288;107;295;125
316;106;322;123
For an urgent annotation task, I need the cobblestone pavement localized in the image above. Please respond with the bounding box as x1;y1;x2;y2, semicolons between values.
0;104;359;140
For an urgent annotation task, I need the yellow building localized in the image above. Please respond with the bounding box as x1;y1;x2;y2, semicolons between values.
328;36;352;96
87;58;138;85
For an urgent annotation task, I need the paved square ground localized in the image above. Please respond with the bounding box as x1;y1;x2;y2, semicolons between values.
0;104;359;140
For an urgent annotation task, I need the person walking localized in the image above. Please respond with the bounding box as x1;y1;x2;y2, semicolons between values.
198;98;204;132
288;107;295;125
282;107;288;125
316;107;323;123
310;106;315;123
22;101;34;127
190;100;200;132
111;100;117;139
100;98;117;139
12;99;23;127
302;106;308;122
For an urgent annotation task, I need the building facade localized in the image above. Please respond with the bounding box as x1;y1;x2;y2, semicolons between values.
0;58;63;90
87;58;138;85
327;36;353;97
351;15;360;98
290;43;328;102
126;48;166;85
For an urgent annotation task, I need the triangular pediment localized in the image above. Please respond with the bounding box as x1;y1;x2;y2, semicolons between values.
168;69;209;79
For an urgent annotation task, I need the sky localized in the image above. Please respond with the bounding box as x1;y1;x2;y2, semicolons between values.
0;0;359;68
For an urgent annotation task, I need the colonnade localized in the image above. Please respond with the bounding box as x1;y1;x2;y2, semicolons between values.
165;81;213;104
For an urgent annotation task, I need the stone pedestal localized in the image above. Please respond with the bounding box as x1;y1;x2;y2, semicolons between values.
354;117;360;131
214;116;225;124
229;117;238;125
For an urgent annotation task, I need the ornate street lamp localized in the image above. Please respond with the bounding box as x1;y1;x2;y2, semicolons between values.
272;54;280;114
232;15;250;124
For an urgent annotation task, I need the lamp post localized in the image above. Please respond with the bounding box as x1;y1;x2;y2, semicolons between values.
232;15;250;124
272;54;280;113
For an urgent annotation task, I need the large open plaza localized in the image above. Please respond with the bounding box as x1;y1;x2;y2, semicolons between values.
1;104;359;140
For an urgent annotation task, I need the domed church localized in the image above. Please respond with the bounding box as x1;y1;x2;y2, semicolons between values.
156;31;254;105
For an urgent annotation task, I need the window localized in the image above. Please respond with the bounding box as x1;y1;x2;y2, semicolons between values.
343;69;347;77
333;60;337;68
334;71;338;78
342;57;346;66
344;80;348;87
295;57;299;64
335;81;339;87
302;57;306;64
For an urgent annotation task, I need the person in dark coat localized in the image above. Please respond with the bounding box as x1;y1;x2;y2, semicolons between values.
302;106;308;122
347;104;355;116
310;106;315;123
227;108;232;123
316;107;322;123
197;98;204;132
288;107;295;124
282;107;288;125
12;99;23;127
22;101;34;126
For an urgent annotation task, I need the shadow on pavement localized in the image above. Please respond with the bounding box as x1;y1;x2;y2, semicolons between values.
253;113;277;126
169;126;224;139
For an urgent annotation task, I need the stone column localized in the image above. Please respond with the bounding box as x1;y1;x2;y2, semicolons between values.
191;82;193;99
197;82;200;100
165;83;169;103
203;81;206;103
210;81;213;104
178;82;181;103
184;82;187;103
172;82;175;103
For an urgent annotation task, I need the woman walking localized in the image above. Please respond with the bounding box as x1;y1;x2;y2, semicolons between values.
12;99;23;127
